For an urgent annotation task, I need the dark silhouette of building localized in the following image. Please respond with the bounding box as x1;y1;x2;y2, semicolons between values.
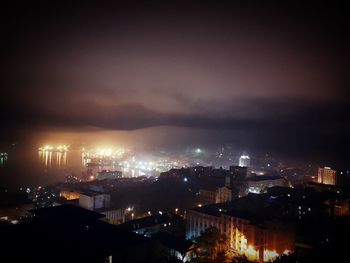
1;205;157;263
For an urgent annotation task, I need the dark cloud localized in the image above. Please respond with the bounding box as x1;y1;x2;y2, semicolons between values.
1;1;349;165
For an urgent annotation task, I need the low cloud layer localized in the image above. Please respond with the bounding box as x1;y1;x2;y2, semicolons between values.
1;2;349;165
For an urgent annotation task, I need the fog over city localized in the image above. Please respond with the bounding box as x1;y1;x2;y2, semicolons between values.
1;2;349;168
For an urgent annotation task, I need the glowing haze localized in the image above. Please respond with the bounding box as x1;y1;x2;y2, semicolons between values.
1;2;349;165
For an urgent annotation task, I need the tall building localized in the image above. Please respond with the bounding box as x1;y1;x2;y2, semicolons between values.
317;167;337;185
239;154;250;167
226;166;248;191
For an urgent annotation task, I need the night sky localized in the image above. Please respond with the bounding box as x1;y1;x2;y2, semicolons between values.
1;1;349;166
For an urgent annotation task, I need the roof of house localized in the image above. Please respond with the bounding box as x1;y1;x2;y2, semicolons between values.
153;232;194;254
246;175;284;182
191;193;287;224
3;204;148;262
29;204;105;223
80;190;108;197
116;213;182;231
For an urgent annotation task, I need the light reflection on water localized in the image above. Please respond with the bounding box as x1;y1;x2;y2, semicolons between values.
81;152;155;178
0;156;7;166
0;148;157;189
38;150;67;168
37;150;154;179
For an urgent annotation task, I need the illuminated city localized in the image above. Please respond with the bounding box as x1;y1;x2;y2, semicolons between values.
1;1;350;263
80;146;190;176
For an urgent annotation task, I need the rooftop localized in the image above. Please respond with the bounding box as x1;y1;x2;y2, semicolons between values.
153;232;194;254
191;201;236;217
246;175;284;182
3;204;147;263
191;193;286;224
80;190;108;197
117;213;182;231
29;204;105;223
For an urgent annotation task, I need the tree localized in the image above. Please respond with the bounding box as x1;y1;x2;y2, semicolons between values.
231;255;251;263
193;226;231;263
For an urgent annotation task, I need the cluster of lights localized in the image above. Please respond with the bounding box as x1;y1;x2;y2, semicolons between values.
126;160;156;171
97;148;113;157
30;186;58;208
251;171;265;176
39;145;53;151
56;145;69;152
39;145;69;152
82;146;191;174
121;158;186;172
247;187;261;194
240;154;250;160
84;147;126;158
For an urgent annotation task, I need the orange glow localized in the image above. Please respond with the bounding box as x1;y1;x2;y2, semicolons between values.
59;191;80;200
232;224;293;262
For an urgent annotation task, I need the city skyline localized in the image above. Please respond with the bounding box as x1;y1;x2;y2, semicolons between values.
1;2;350;262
